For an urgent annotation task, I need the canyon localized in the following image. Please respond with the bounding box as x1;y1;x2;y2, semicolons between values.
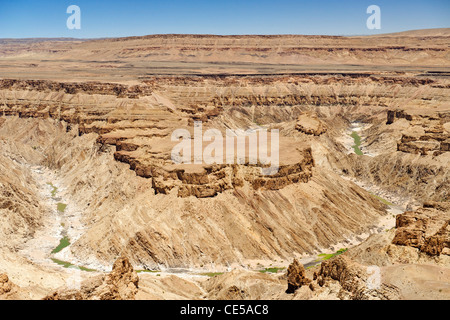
0;29;449;300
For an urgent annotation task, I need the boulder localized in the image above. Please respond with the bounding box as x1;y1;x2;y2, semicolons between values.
0;274;13;295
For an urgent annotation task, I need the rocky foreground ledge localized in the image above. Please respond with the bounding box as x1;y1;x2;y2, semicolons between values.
284;201;449;300
0;201;447;300
43;256;139;300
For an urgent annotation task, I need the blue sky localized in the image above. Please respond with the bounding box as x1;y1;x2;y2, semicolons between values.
0;0;448;38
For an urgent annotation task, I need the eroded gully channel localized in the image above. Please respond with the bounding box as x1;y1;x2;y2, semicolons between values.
19;165;95;273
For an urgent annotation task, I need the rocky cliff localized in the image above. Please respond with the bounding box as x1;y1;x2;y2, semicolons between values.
386;109;450;155
392;202;450;256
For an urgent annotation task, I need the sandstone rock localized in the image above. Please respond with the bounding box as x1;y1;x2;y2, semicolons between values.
218;285;249;300
392;203;450;256
0;79;153;98
393;112;450;155
398;140;441;155
386;109;418;124
285;259;311;293
0;274;13;295
319;256;366;293
295;112;327;136
106;256;140;300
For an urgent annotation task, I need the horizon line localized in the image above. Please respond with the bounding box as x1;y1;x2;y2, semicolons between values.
1;27;449;41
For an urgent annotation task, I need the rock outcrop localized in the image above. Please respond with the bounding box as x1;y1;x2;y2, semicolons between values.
392;202;450;256
386;109;450;155
285;259;311;293
0;274;13;296
118;146;314;198
295;112;327;136
0;79;153;98
44;256;139;300
317;256;367;297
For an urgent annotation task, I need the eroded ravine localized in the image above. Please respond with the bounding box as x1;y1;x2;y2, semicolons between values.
7;114;410;280
1;87;424;283
18;164;96;273
17;160;406;280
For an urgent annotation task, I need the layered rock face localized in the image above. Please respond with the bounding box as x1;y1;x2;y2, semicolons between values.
1;75;447;200
0;133;45;248
1;72;448;270
281;255;402;300
392;202;450;256
148;151;314;198
1;32;449;82
4;75;434;199
387;109;450;155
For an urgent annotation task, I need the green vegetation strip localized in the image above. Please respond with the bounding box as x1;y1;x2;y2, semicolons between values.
199;272;224;277
57;202;67;213
51;258;97;272
258;267;285;274
350;131;363;155
136;270;161;273
47;182;58;197
370;193;394;206
51;236;70;254
316;248;348;262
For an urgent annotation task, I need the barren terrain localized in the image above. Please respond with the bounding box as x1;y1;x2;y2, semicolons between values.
0;29;449;300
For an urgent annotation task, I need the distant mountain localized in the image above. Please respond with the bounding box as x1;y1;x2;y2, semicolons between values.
0;38;89;44
368;28;450;37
